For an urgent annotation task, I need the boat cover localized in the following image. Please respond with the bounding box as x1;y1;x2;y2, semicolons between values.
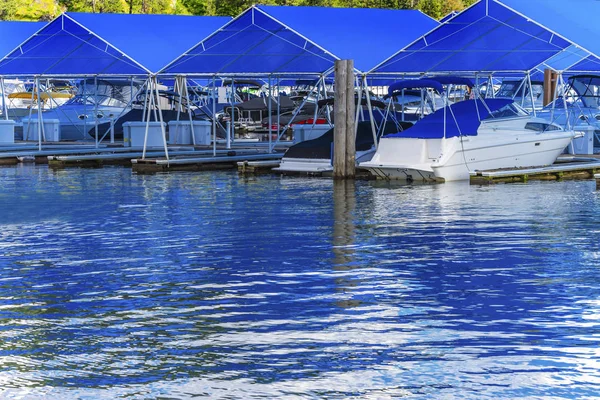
384;98;513;139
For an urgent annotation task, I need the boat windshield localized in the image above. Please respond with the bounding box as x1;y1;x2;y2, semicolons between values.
484;102;529;119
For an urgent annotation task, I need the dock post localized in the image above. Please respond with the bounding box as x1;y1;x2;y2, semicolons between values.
333;60;347;179
333;59;355;179
345;60;356;179
543;69;557;106
595;174;600;190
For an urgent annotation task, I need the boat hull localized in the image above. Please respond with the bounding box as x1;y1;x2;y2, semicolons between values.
432;132;575;181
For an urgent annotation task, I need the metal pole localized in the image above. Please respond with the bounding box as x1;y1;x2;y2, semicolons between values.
212;76;217;156
154;76;169;162
527;72;536;116
362;75;378;150
36;77;42;151
94;76;99;148
142;78;154;159
268;75;272;150
0;78;7;120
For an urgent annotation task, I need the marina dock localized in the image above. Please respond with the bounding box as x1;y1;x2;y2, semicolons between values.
470;157;600;184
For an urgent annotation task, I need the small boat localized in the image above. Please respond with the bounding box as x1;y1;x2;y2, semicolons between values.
21;79;143;141
274;120;408;174
360;98;577;182
537;74;600;154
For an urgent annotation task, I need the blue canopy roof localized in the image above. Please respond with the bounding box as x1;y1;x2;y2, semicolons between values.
0;13;230;76
499;0;600;60
161;5;438;76
370;0;573;75
0;21;47;60
385;98;513;139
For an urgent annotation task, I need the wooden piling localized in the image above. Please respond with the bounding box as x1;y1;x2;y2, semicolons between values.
543;69;558;106
333;59;356;179
345;60;356;179
333;60;347;179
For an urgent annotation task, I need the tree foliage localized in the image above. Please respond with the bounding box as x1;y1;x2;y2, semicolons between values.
1;0;474;21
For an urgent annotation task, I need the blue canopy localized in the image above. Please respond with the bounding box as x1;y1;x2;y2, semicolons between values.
0;21;47;61
385;98;513;139
370;0;572;75
161;5;438;75
0;13;230;76
499;0;600;60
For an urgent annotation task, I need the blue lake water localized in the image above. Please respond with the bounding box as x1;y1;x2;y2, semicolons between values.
0;165;599;399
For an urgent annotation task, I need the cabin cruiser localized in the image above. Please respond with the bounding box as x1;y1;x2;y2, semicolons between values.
21;79;143;141
537;75;600;154
360;98;576;182
496;79;544;111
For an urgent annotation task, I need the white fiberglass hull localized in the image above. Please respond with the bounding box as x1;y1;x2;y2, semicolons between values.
360;137;441;182
276;149;375;174
432;131;575;181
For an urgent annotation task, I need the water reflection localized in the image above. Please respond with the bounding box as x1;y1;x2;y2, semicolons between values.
0;166;599;398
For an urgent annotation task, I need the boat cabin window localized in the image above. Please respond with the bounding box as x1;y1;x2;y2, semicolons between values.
525;122;561;132
484;103;529;119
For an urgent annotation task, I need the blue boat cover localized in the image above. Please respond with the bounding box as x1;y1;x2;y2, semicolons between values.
161;5;438;75
0;21;46;60
0;13;230;76
371;0;572;75
384;98;513;139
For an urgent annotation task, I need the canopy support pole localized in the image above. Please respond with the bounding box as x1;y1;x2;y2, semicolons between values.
268;75;272;151
0;78;7;120
527;72;536;116
271;76;323;151
182;76;196;146
276;76;281;150
94;76;99;149
154;75;169;163
212;76;217;156
142;78;154;160
362;74;377;150
36;77;43;151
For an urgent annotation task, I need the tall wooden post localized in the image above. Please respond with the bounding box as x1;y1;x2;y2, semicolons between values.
543;69;558;106
333;60;348;179
334;59;356;179
345;60;356;178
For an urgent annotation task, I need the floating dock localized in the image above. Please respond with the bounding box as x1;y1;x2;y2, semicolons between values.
131;151;284;174
470;157;600;184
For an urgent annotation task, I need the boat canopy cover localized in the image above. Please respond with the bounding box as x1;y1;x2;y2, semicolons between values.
0;21;46;59
499;0;600;60
371;0;572;75
0;13;230;76
384;98;513;139
387;79;444;96
161;5;438;75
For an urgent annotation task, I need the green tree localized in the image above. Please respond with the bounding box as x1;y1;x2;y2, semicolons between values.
417;0;442;19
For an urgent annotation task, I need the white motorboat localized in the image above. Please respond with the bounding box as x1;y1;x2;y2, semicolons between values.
537;75;600;154
360;98;577;182
22;79;143;141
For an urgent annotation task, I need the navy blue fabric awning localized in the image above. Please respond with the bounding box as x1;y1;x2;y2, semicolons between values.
384;98;513;139
161;5;438;76
0;21;47;61
0;13;230;76
370;0;573;75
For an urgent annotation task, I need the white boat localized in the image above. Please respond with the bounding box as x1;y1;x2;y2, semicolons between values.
537;74;600;154
360;98;577;182
22;79;143;141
